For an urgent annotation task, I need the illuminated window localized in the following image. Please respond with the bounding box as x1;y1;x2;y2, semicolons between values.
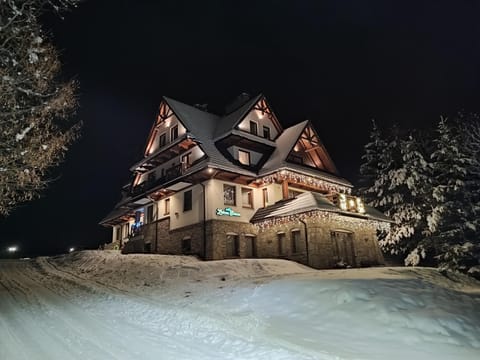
183;190;192;211
238;150;250;166
159;133;166;147
241;188;253;208
292;230;301;253
263;126;271;140
249;121;258;135
223;184;236;205
171;125;178;141
164;198;170;215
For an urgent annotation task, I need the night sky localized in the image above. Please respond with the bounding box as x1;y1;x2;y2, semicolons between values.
1;0;479;256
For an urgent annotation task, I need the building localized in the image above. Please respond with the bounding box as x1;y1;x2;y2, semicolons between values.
100;94;391;268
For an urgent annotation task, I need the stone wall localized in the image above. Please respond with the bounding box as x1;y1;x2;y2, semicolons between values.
139;212;384;269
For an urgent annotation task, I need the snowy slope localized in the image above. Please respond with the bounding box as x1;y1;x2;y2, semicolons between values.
1;251;479;360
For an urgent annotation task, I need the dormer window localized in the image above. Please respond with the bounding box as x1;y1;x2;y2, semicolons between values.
263;126;271;140
238;150;250;166
249;121;258;136
171;125;178;141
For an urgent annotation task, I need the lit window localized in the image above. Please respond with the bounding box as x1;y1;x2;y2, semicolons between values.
171;125;178;141
241;188;253;208
164;198;170;215
263;126;271;140
249;121;258;135
223;185;236;205
183;190;192;211
238;150;250;166
181;152;192;170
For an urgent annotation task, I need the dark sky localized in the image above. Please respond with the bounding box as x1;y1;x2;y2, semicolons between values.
1;0;480;256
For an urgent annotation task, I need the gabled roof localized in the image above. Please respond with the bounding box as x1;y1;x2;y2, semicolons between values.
251;192;392;223
163;97;257;177
259;120;352;187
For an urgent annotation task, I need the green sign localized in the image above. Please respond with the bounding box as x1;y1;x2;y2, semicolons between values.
216;207;241;217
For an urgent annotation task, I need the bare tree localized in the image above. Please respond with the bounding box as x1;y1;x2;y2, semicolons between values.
0;0;81;215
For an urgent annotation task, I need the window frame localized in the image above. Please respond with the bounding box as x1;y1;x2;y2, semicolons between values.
241;187;254;208
238;149;251;166
263;126;271;140
159;132;167;147
223;184;236;206
171;125;179;141
183;189;192;212
164;198;170;215
249;120;258;135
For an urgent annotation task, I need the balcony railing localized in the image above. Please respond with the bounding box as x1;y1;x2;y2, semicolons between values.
131;163;184;196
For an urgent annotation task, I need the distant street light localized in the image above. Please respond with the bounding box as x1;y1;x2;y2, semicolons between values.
69;247;75;253
7;246;18;253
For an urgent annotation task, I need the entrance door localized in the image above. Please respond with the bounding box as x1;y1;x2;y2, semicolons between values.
331;231;356;267
244;236;256;258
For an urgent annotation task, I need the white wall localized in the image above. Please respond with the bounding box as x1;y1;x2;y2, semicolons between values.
237;108;279;140
147;114;187;154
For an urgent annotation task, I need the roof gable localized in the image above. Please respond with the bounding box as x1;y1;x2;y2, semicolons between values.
286;122;338;174
214;94;282;139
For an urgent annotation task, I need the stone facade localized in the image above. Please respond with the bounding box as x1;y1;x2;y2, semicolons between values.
132;212;384;269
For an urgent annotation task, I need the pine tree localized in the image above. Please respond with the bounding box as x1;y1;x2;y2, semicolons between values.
428;117;475;271
358;120;387;205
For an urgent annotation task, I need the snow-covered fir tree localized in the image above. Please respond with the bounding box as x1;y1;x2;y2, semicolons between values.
431;116;480;277
0;0;81;215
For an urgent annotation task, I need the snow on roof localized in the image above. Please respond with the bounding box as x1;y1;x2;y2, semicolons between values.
251;191;392;223
213;93;263;139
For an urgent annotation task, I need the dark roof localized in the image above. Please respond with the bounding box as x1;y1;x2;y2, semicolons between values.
213;93;263;139
164;97;257;177
250;192;392;223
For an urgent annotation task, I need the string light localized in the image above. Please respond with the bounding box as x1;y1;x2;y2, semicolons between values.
254;210;390;232
259;170;351;194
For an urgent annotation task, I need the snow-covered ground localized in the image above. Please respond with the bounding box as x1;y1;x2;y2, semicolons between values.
1;251;479;360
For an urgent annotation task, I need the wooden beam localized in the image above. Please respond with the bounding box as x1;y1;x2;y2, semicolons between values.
282;180;289;200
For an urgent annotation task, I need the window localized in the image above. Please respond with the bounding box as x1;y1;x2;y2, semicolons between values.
263;126;271;140
146;205;154;223
292;230;301;253
277;233;286;255
226;234;239;257
262;188;269;208
249;121;258;135
171;125;178;141
288;189;303;199
238;150;250;166
183;190;192;211
181;152;192;170
159;133;166;147
147;171;155;183
164;198;170;215
223;185;236;205
241;188;253;208
116;226;121;241
182;237;192;253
